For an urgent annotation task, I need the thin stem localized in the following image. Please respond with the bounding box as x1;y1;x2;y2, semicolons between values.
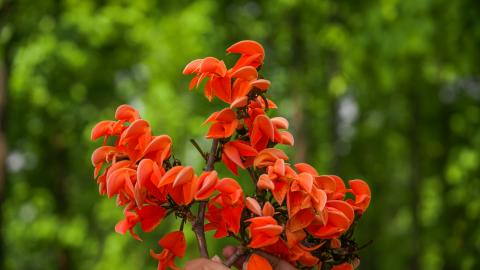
190;139;208;161
224;246;246;267
228;232;244;244
179;217;186;231
247;167;257;185
193;139;219;258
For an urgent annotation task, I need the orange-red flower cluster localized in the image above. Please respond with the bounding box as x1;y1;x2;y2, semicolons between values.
91;40;371;270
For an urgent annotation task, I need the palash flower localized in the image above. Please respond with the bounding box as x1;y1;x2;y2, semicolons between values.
307;200;355;239
205;178;244;237
245;254;272;270
194;171;219;200
150;231;186;270
221;140;257;175
246;216;283;248
203;108;239;139
289;242;322;267
253;148;289;168
157;166;197;206
331;262;356;270
115;205;168;241
346;179;371;213
257;159;298;204
91;104;139;143
229;65;271;104
183;56;230;102
134;159;167;206
227;40;265;71
115;211;141;240
245;197;275;217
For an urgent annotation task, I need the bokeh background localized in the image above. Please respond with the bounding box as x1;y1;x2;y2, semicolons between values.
1;0;480;269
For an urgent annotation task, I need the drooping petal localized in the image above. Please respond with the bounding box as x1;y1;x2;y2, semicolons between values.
246;197;262;216
115;104;140;122
348;179;371;212
227;40;265;59
230;96;249;108
294;163;319;176
195;171;218;200
158;231;187;258
262;202;275;216
257;174;274;190
137;205;167;232
254;148;288;168
271;117;289;129
158;166;184;187
279;131;294;146
245;254;272;270
250;79;271;90
297;173;314;193
231;66;258;80
331;262;354;270
182;59;203;74
142;135;172;164
173;166;195;188
91;120;115;141
223;142;245;169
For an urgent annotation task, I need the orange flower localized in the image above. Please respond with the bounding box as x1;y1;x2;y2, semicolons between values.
229;65;271;104
346;179;371;213
137;205;168;232
183;57;231;102
331;262;355;270
91;120;124;143
307;200;354;239
257;159;297;204
135;159;167;206
150;231;186;270
115;104;141;122
245;254;272;270
246;197;275;216
289;242;322;267
203;108;239;139
158;166;197;205
194;171;219;200
227;40;265;71
246;216;283;248
106;166;136;199
205;178;244;237
91;104;139;143
222;140;257;175
140;135;172;165
249;114;293;150
253;148;288;168
115;211;141;240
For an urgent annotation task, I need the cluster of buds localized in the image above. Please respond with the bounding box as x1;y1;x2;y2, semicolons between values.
91;40;371;270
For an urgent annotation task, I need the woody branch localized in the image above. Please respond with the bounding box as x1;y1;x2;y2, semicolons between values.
192;138;219;258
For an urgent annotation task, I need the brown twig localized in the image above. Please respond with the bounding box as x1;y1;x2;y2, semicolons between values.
247;167;257;185
192;139;219;258
190;139;208;161
224;246;246;267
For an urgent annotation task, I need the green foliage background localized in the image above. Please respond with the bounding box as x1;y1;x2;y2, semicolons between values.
1;0;480;269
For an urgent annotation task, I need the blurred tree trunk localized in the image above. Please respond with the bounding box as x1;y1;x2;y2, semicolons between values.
0;2;11;263
408;85;422;270
0;52;7;270
289;7;307;163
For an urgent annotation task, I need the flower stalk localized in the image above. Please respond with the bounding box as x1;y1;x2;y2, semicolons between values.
192;138;219;258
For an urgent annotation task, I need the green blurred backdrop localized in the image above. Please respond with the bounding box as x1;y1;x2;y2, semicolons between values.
1;0;480;269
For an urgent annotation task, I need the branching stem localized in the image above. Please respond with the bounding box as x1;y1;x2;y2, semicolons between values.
224;246;246;267
192;139;219;258
190;139;208;161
